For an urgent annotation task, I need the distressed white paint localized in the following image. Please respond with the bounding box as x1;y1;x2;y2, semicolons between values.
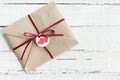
0;0;120;80
1;0;120;3
1;5;120;25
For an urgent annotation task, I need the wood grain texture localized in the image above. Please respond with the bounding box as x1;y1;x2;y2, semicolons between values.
1;5;120;26
1;0;120;4
0;0;120;80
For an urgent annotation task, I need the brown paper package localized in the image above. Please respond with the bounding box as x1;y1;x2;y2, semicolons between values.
2;1;78;72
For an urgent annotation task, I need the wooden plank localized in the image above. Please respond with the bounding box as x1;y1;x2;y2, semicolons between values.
1;51;120;75
1;5;120;25
1;26;120;52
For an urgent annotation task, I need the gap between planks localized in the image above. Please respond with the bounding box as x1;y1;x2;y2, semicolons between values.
1;3;120;6
1;25;120;27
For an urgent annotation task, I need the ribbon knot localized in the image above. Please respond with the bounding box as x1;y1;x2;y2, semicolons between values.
13;15;64;60
24;30;63;38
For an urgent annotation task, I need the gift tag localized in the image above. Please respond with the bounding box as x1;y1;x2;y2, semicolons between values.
35;35;50;47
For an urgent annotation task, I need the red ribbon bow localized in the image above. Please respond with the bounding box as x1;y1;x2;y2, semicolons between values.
13;15;64;60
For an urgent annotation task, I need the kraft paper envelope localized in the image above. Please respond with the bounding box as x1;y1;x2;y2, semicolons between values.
2;2;78;72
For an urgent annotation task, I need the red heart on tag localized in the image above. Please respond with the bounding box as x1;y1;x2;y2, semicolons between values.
38;37;48;44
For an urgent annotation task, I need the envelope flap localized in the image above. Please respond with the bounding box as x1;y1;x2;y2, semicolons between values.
24;36;78;72
2;16;37;38
30;1;64;32
3;34;34;67
2;2;63;38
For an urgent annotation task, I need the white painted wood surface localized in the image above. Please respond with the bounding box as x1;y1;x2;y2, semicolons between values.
1;0;120;80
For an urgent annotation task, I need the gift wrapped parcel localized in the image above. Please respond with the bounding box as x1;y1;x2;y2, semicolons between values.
2;2;78;72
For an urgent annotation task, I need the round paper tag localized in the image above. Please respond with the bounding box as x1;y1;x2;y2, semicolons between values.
35;35;50;47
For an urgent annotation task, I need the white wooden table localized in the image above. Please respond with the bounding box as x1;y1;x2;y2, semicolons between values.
1;0;120;80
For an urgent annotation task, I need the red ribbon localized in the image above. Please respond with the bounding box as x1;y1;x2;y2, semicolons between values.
13;15;64;60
